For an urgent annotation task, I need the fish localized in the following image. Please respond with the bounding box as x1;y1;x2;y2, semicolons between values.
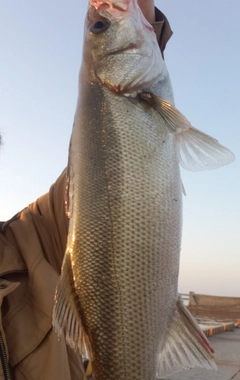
52;0;235;379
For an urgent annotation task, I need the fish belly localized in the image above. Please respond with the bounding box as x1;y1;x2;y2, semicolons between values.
69;84;182;380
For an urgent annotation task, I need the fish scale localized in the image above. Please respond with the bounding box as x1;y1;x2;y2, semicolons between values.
53;1;234;378
67;86;182;380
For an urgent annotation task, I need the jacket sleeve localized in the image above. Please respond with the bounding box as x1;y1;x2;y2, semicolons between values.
28;169;69;274
0;279;20;379
153;7;173;57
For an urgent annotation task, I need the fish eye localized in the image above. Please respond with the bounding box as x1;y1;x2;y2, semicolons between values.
90;20;110;34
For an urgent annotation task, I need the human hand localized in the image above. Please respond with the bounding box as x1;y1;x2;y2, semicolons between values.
137;0;155;23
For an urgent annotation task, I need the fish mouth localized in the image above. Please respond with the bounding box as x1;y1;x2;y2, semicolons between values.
90;0;131;18
90;0;130;12
89;0;155;40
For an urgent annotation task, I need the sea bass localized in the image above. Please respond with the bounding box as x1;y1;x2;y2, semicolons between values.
53;1;234;379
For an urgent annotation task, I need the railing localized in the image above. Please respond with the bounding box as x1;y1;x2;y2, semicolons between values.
179;293;189;305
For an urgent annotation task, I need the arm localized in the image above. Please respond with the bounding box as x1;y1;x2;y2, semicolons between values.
138;0;155;23
29;169;69;273
138;0;173;57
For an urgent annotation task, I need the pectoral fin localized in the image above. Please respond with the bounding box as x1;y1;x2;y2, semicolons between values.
140;93;235;171
156;297;217;378
52;251;93;360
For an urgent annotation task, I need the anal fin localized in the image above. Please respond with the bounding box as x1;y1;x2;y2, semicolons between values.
157;297;217;378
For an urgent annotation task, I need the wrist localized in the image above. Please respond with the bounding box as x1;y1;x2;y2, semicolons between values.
137;0;155;23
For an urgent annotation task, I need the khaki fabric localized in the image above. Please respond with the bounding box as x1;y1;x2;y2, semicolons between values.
0;9;172;380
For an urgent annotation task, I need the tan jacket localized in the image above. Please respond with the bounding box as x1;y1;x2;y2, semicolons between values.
0;11;172;380
0;171;87;380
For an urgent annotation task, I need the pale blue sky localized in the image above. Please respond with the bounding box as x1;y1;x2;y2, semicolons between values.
0;1;239;297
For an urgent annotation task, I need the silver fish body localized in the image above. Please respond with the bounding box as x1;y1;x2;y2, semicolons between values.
70;82;181;379
53;1;234;379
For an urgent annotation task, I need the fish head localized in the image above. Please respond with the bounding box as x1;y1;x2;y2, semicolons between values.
83;0;164;95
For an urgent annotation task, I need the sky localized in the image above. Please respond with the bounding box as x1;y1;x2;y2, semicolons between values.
0;1;239;297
